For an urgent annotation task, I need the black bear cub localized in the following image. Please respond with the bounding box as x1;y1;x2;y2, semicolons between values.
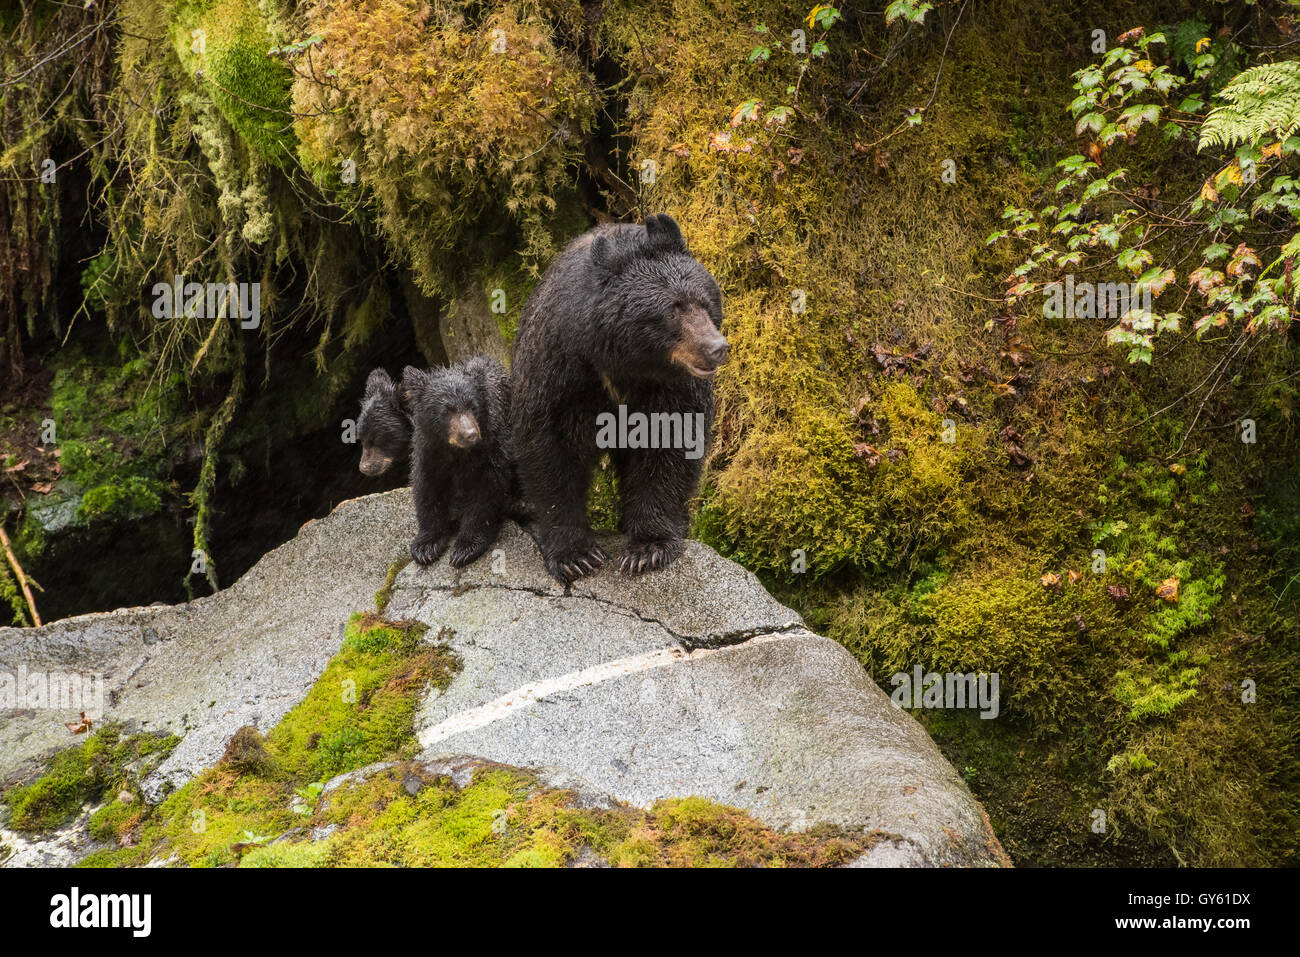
510;213;728;584
356;367;411;477
401;356;512;568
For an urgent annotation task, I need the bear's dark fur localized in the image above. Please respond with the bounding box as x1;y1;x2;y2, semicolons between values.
509;213;728;583
356;367;412;477
401;356;513;568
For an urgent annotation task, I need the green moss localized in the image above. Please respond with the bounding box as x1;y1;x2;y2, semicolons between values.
87;797;146;844
172;0;296;166
373;560;407;614
586;456;621;532
2;726;178;832
76;612;459;867
227;762;876;868
76;477;166;521
702;381;994;581
264;614;456;781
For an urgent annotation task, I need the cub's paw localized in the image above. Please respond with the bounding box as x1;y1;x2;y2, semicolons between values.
410;533;451;566
544;543;608;584
448;535;492;569
618;539;683;576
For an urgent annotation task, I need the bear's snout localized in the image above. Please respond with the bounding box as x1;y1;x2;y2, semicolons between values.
448;412;481;448
673;305;730;379
359;447;393;476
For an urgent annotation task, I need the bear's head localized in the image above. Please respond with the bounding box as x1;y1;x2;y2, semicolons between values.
402;365;485;452
357;367;412;476
592;214;729;381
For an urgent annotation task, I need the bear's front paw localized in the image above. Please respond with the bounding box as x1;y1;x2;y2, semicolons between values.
544;543;608;584
410;533;451;566
448;534;492;569
618;539;683;576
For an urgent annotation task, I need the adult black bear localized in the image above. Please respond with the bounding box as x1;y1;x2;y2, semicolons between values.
510;213;728;584
402;357;512;568
356;367;411;477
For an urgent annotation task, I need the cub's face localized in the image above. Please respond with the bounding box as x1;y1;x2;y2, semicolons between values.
443;402;482;449
357;368;411;476
403;366;485;452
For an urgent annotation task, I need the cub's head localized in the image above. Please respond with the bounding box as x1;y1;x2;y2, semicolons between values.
402;365;485;451
592;213;729;381
357;367;412;476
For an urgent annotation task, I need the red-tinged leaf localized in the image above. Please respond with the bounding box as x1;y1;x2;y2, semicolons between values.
1188;267;1224;295
853;443;882;468
1227;243;1261;278
66;712;93;735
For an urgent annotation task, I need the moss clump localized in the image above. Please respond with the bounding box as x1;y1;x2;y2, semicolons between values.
76;477;166;521
77;612;460;867
219;725;274;775
87;795;146;845
291;0;596;298
586;456;621;533
372;559;408;614
263;614;457;781
44;349;183;493
172;0;297;166
231;762;877;868
2;726;178;832
700;380;994;581
604;796;873;868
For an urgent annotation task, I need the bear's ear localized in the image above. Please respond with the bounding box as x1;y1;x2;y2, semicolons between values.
398;366;427;411
645;213;686;253
365;367;394;395
591;234;614;272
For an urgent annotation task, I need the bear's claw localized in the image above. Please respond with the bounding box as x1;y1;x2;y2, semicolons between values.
618;539;682;576
411;533;451;566
448;536;491;568
545;544;607;584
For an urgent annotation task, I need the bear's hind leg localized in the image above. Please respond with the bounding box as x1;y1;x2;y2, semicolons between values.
615;447;696;575
518;437;606;583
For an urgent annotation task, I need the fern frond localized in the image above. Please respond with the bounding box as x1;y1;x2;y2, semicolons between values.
1199;61;1300;151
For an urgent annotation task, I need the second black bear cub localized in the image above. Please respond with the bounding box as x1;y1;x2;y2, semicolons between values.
401;356;511;568
356;367;411;477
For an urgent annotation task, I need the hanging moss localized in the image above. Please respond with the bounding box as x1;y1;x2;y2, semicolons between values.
172;0;297;166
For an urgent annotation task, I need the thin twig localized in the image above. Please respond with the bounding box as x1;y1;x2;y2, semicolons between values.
0;523;42;627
